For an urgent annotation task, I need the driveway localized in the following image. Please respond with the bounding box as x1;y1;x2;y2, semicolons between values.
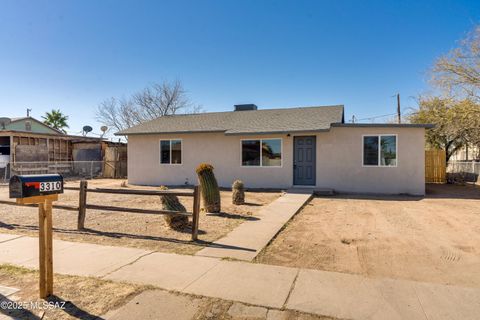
257;184;480;288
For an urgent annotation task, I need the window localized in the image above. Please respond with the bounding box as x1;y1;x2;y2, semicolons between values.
0;146;9;155
171;140;182;164
242;140;260;166
363;136;379;166
241;139;282;167
363;135;397;167
160;139;182;164
262;139;282;166
380;135;397;166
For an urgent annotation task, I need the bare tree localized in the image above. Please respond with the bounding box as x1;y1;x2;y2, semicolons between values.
96;80;200;132
432;26;480;100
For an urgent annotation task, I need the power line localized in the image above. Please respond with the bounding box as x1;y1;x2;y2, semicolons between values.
355;113;397;122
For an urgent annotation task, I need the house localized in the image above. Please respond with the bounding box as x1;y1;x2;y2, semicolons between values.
449;144;480;162
0;116;126;178
0;116;103;163
117;104;432;195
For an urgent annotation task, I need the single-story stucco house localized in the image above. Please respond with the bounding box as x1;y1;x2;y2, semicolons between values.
117;104;432;195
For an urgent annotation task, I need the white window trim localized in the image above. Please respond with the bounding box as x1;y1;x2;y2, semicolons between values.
361;134;398;168
159;138;183;165
240;138;283;168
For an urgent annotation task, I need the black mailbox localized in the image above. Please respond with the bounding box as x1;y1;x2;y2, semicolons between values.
9;174;64;199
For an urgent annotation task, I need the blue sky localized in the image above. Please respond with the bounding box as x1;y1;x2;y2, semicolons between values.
0;0;479;138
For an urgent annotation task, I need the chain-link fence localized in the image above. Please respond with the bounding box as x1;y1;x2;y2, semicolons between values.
447;161;480;184
0;160;127;182
0;162;9;181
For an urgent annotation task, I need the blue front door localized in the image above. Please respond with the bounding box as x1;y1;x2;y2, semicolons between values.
293;136;316;186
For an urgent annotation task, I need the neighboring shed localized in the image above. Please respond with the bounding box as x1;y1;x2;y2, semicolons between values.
0;115;125;178
103;142;128;178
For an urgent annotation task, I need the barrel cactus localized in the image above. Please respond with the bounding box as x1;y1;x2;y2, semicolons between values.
196;163;221;213
232;180;245;205
159;186;189;230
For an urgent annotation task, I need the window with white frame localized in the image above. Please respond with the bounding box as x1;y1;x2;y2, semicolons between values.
363;135;397;166
241;139;282;167
160;139;182;164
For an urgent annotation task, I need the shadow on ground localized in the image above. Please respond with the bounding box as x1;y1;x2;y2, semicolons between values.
0;294;41;319
206;212;260;221
426;183;480;200
316;184;479;201
47;295;105;320
0;224;256;253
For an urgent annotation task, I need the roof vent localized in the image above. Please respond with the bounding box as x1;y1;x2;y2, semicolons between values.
234;104;258;111
25;121;32;131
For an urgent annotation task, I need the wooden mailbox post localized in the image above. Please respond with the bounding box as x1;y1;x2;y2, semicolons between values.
9;174;64;299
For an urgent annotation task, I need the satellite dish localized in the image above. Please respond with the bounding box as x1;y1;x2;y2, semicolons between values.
82;125;93;136
0;117;11;130
100;126;108;138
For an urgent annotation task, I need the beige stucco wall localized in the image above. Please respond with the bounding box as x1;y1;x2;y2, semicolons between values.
127;133;293;189
316;127;425;195
127;126;426;195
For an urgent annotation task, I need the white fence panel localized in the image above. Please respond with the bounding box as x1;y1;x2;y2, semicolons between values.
447;161;480;183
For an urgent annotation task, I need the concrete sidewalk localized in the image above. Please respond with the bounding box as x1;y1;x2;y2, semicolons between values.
195;191;313;261
0;234;151;277
1;234;480;319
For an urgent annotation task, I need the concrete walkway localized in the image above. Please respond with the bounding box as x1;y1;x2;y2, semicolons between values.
1;234;480;320
195;190;313;261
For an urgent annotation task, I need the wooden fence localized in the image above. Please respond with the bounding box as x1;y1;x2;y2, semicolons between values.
425;149;446;183
0;181;201;241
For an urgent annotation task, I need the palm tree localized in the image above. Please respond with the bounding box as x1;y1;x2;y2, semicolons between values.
42;109;69;133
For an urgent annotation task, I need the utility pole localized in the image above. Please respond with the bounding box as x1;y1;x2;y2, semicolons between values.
396;94;401;124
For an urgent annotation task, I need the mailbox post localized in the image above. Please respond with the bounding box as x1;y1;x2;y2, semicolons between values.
9;174;64;299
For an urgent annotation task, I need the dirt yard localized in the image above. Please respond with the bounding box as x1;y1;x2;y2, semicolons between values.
0;264;145;320
0;179;280;255
257;184;480;288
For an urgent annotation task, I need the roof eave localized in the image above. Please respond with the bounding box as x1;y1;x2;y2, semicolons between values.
331;123;435;129
0;130;106;140
115;129;228;136
224;128;331;135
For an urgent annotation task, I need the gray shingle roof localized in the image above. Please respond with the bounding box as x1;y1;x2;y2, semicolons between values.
331;123;434;128
116;105;345;136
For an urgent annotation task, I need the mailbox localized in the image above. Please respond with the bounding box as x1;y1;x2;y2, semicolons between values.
9;174;64;199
